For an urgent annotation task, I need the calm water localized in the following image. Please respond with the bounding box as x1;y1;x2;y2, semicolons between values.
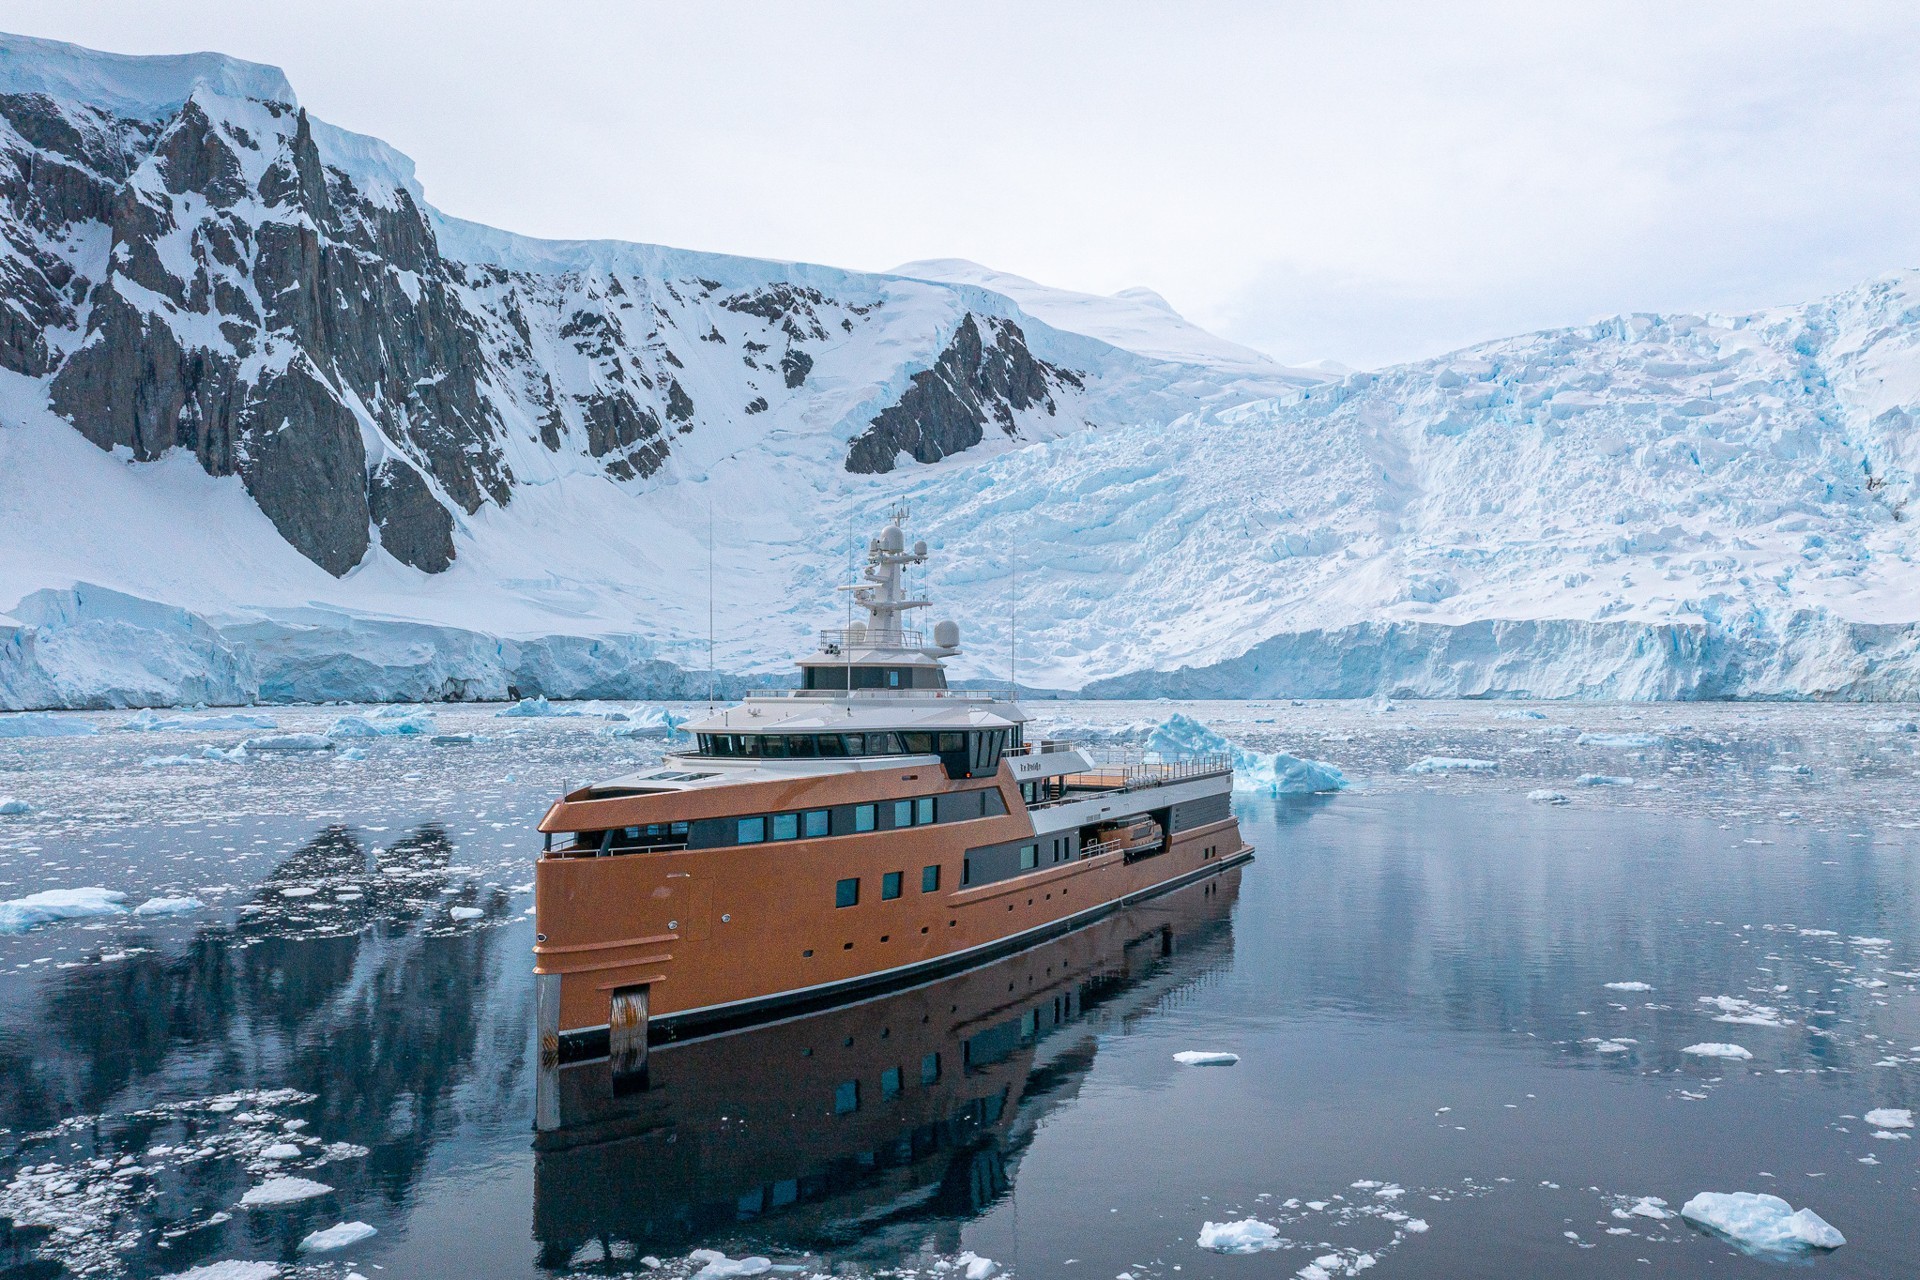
0;702;1916;1279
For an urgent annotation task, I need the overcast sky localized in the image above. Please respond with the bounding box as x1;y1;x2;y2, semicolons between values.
8;2;1920;369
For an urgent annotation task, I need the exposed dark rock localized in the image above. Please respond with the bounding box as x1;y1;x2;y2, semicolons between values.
780;346;813;388
237;363;369;576
744;396;768;414
845;314;1075;473
665;379;694;423
368;457;456;573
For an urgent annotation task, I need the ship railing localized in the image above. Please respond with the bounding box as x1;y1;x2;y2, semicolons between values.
818;626;925;652
1024;749;1234;808
749;688;1001;701
1003;739;1082;757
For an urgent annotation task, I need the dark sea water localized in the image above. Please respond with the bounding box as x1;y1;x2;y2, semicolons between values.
0;702;1915;1279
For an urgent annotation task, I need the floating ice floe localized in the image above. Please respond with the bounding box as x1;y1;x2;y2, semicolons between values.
1867;719;1919;733
327;712;433;738
134;896;204;916
1498;709;1548;720
0;797;30;815
1604;981;1652;992
159;1263;281;1280
1617;1196;1672;1220
1174;1050;1240;1066
1700;995;1790;1027
1578;774;1634;787
299;1221;376;1252
1575;732;1664;748
239;1176;333;1206
0;712;96;737
688;1249;773;1279
1526;789;1570;805
954;1252;997;1280
431;733;475;746
1864;1107;1913;1129
1681;1042;1753;1060
259;1143;303;1160
448;906;483;921
1406;756;1498;774
1143;714;1345;795
1680;1192;1844;1253
1593;1040;1633;1054
241;733;334;753
601;706;686;737
0;887;127;932
1197;1218;1282;1253
123;711;278;732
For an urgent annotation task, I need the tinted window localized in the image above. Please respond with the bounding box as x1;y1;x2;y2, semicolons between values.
761;735;787;759
882;871;902;900
854;804;876;833
844;733;865;755
916;796;935;825
893;800;913;828
835;877;859;908
921;1051;941;1084
834;1080;858;1114
1020;843;1037;870
881;1066;902;1099
788;735;817;758
738;816;766;844
901;732;934;754
922;864;940;892
803;809;830;837
771;813;799;840
817;734;847;758
939;732;965;752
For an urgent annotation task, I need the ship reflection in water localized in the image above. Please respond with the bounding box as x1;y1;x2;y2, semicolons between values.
533;868;1242;1266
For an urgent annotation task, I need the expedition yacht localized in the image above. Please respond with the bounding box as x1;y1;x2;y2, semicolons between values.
532;513;1252;1085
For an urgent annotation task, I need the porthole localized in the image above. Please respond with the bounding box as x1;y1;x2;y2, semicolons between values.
667;919;679;930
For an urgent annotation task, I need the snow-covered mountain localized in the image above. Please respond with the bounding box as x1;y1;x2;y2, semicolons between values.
2;32;1919;707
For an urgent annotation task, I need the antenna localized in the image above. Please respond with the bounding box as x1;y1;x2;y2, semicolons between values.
706;501;715;711
845;514;854;693
1008;537;1018;698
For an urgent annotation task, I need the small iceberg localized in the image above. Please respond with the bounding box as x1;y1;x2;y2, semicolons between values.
1197;1218;1282;1254
1681;1042;1752;1060
0;887;128;933
1603;981;1652;992
497;696;556;717
1576;732;1664;748
327;712;433;738
953;1253;997;1280
449;905;483;921
123;711;278;732
1407;756;1498;773
0;798;30;816
1143;714;1344;795
134;896;204;916
158;1263;281;1280
239;1176;333;1207
1680;1192;1844;1253
259;1143;303;1161
1526;789;1569;805
1864;1107;1913;1130
1578;774;1634;787
1173;1051;1239;1066
688;1250;773;1280
0;712;96;738
242;733;334;753
298;1221;377;1253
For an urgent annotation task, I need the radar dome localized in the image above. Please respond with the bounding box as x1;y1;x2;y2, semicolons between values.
913;540;928;558
880;524;905;553
933;619;960;648
847;621;867;641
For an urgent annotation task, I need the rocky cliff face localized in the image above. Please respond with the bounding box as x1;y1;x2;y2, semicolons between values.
2;37;1259;581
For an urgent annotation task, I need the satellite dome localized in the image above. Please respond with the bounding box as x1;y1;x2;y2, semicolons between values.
881;524;905;553
933;619;960;648
847;621;867;641
913;540;928;558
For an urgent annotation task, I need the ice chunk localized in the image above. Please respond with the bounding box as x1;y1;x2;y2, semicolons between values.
1142;714;1345;794
1578;774;1634;787
159;1264;281;1280
1197;1218;1282;1253
431;733;474;746
1594;1040;1632;1054
123;711;278;731
1173;1051;1240;1066
1681;1043;1752;1060
0;887;128;932
1629;1197;1672;1219
0;797;30;815
1498;709;1548;720
134;896;204;916
327;712;432;737
956;1253;997;1280
0;712;96;737
497;696;555;717
1576;732;1664;748
239;1176;333;1206
1527;789;1570;805
259;1143;302;1160
299;1221;376;1252
1604;981;1652;991
687;1250;773;1279
448;906;483;921
1680;1192;1843;1252
241;733;334;752
1407;756;1498;773
1864;1107;1913;1129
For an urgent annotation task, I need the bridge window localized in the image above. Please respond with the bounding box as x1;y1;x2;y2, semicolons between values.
738;816;766;844
804;809;830;837
854;804;876;833
771;812;799;840
893;799;913;828
835;877;859;908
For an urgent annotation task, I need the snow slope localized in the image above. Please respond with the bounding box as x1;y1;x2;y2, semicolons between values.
3;34;1920;705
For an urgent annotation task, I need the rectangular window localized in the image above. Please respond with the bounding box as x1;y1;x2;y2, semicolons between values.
803;809;830;838
835;877;859;908
888;669;901;688
790;734;818;758
893;799;913;828
834;1079;859;1114
921;864;940;893
916;796;935;825
761;735;787;759
902;732;935;754
1020;843;1037;870
921;1051;941;1085
939;732;965;753
854;804;876;833
844;733;865;756
881;1066;902;1099
737;816;766;844
817;735;847;758
771;812;799;840
962;857;972;886
882;871;902;900
870;732;901;755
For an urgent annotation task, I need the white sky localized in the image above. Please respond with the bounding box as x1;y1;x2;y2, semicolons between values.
8;2;1920;368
